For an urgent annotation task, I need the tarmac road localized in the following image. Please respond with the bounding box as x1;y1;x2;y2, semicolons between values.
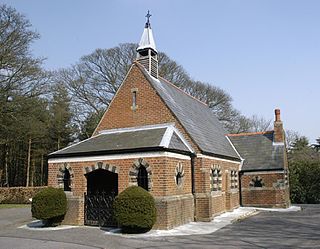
0;204;319;249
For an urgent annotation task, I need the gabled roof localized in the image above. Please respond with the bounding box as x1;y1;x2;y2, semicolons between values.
136;63;240;161
228;131;286;171
49;123;193;158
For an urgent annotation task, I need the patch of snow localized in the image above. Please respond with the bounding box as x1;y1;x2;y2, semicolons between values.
19;220;77;231
104;207;257;238
245;205;301;212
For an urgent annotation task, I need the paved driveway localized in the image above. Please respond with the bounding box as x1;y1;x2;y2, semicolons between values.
0;205;319;248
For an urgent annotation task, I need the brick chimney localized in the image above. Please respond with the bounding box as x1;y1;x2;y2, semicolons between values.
274;109;284;143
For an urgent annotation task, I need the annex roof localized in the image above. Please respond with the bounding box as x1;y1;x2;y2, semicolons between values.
49;124;192;158
136;63;240;161
228;131;286;171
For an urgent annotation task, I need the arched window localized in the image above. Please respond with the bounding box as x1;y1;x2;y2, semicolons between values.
137;166;148;191
63;168;71;191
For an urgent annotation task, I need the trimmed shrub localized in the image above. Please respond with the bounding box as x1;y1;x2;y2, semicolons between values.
113;186;156;233
31;187;67;227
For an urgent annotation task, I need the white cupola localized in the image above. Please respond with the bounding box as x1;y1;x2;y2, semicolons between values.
137;11;158;78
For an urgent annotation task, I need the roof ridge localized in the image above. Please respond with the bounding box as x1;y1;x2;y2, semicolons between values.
158;76;208;107
227;130;274;137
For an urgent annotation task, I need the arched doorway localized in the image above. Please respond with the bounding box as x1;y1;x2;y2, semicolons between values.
85;169;118;227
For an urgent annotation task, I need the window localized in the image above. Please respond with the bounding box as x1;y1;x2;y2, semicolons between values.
137;166;148;191
211;165;222;191
250;176;264;188
175;162;184;187
132;91;137;108
63;168;71;191
230;170;238;189
131;88;138;111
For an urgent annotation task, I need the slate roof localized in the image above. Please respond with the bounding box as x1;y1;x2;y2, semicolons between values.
137;63;240;160
49;125;191;158
228;131;286;171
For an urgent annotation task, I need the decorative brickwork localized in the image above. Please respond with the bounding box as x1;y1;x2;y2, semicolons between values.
129;158;153;191
83;161;119;174
56;163;74;190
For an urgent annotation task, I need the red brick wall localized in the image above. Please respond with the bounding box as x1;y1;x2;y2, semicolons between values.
93;64;200;153
240;172;290;208
193;156;240;220
48;155;194;229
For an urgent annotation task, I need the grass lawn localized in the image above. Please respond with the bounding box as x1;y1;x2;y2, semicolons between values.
0;204;30;209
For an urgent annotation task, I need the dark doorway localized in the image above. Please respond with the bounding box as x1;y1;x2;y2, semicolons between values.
137;166;148;191
85;169;118;227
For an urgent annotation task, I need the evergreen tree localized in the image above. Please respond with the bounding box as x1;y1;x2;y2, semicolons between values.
49;84;74;151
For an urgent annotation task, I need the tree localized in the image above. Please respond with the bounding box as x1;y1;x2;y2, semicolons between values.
312;137;320;152
246;115;272;132
0;5;50;187
48;84;75;151
288;136;320;204
56;43;246;136
0;4;48;99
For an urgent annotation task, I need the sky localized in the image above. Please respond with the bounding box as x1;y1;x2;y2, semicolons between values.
3;0;320;143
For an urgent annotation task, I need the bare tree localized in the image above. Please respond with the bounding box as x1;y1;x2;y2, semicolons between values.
56;43;252;136
286;130;300;150
0;4;48;99
246;115;272;132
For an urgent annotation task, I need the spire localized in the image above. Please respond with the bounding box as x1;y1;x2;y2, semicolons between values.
137;11;158;78
137;10;157;55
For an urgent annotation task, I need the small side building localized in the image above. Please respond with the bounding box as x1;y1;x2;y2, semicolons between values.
228;109;290;208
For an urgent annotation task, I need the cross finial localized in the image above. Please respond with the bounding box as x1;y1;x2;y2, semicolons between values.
145;10;151;28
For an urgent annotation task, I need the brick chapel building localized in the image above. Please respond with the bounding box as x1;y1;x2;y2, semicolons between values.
48;15;290;229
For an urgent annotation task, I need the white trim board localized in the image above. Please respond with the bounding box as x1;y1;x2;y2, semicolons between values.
196;154;240;164
48;151;191;164
99;122;175;135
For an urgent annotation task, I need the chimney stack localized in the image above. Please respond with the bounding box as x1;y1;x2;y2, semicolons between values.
273;109;284;143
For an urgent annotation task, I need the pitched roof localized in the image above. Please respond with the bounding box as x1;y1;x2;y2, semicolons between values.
136;63;240;160
49;124;192;158
228;131;286;171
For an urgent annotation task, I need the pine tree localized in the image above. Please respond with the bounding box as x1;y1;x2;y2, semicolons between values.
49;84;74;151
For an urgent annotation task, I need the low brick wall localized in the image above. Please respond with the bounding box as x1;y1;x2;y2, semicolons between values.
211;192;225;215
154;194;194;229
240;172;290;208
62;193;84;225
0;186;47;204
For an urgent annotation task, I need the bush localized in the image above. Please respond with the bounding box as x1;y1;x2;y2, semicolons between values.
113;186;156;233
31;187;67;227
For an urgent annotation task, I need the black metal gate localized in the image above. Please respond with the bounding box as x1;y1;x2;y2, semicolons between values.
84;191;117;227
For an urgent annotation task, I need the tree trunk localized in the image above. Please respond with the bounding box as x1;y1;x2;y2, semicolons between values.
4;143;9;187
30;159;35;187
26;137;31;187
40;154;44;186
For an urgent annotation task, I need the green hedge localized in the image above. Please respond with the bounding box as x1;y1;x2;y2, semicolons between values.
31;187;67;227
113;186;156;233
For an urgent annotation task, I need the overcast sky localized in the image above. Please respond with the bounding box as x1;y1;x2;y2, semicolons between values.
3;0;320;143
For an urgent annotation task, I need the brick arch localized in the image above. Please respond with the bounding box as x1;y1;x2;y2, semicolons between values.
57;163;74;189
129;158;152;191
83;161;119;174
